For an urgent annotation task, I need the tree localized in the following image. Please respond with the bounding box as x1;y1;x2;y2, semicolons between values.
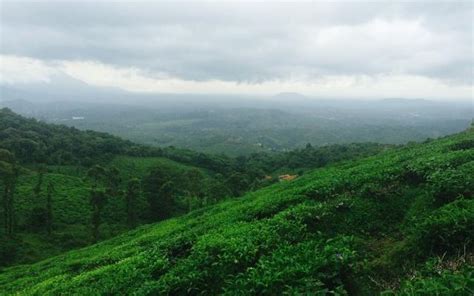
86;165;108;241
143;168;175;221
106;166;121;198
46;181;54;235
0;149;18;236
125;178;141;228
183;169;206;210
33;166;46;200
87;165;107;188
90;189;106;242
157;181;175;220
225;172;250;197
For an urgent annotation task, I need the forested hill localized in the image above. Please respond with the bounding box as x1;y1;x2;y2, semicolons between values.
0;107;229;171
1;126;472;294
0;107;390;173
0;107;143;165
0;108;392;267
0;107;393;182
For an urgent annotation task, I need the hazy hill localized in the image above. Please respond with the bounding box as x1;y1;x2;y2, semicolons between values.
2;98;471;156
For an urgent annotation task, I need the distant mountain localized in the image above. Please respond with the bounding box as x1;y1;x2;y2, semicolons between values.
272;92;310;101
0;72;129;104
0;98;36;115
379;98;435;105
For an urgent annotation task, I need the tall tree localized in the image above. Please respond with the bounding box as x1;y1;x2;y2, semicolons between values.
157;181;175;220
184;169;205;198
3;173;17;236
0;149;18;236
106;166;121;198
46;181;54;236
87;165;107;241
0;161;19;236
143;168;175;221
87;165;107;188
125;178;141;228
90;189;106;242
33;166;45;200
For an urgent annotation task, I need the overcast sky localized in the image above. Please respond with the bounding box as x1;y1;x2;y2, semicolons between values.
0;1;472;100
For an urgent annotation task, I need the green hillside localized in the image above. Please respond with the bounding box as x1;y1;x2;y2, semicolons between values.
0;108;223;266
1;127;472;294
0;109;392;268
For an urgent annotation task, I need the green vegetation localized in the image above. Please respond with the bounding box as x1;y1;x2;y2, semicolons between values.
0;108;391;268
0;116;472;294
109;156;205;179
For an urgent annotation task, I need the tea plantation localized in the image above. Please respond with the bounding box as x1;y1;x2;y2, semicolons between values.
0;127;472;294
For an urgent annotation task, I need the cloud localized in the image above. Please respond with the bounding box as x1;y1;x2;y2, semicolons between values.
2;55;470;100
0;1;472;99
57;60;474;99
0;55;58;84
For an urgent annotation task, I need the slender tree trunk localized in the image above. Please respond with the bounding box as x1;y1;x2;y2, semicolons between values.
46;182;53;236
34;171;44;199
7;193;13;236
2;182;14;236
92;206;101;242
7;178;16;236
3;185;8;234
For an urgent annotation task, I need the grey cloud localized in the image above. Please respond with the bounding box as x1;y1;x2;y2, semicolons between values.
0;1;472;84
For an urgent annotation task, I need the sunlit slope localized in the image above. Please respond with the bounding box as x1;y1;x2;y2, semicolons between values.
1;129;473;295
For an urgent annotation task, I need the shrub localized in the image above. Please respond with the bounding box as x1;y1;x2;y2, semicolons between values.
411;199;474;256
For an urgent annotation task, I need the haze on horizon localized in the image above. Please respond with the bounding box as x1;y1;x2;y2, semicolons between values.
0;0;473;102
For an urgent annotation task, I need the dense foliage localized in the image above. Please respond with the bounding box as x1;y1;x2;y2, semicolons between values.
0;107;388;177
0;108;144;165
0;123;472;294
0;110;390;267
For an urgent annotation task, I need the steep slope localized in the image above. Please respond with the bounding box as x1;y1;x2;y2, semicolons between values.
1;128;472;294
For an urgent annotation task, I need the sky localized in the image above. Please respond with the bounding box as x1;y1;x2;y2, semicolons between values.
0;0;473;100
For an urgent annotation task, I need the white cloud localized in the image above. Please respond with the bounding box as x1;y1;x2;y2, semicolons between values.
0;55;58;84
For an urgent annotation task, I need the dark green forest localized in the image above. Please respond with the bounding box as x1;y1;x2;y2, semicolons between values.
0;108;472;294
